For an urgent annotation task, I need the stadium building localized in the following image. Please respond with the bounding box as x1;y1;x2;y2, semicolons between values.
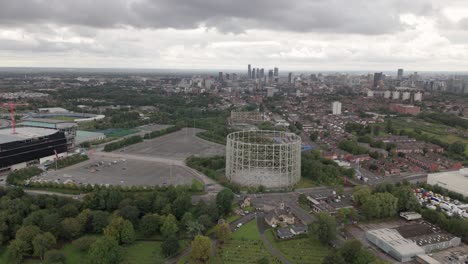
0;127;68;171
18;118;77;150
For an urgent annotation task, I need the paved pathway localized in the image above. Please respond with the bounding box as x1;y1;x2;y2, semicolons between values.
256;215;292;264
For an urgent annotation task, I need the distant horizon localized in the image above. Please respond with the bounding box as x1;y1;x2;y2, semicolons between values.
2;1;468;72
1;66;468;76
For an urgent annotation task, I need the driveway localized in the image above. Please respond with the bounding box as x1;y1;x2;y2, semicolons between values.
256;214;292;264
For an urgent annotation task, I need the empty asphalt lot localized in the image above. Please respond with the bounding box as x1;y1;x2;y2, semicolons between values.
34;156;198;187
120;127;225;160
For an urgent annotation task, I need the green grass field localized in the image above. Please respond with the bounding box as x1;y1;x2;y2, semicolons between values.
122;241;163;264
392;118;468;156
265;229;330;264
295;177;317;189
216;220;280;264
49;116;77;121
231;220;261;240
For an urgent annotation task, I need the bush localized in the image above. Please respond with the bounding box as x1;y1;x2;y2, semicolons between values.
143;125;182;140
7;166;42;185
103;135;143;152
52;155;89;169
72;236;97;252
44;250;65;264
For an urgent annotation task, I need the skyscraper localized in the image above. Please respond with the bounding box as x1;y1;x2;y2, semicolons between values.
288;72;293;84
252;68;256;79
274;67;278;77
218;72;223;80
260;68;264;79
268;69;273;80
332;101;342;115
397;69;404;80
256;68;260;79
248;64;251;79
373;72;383;88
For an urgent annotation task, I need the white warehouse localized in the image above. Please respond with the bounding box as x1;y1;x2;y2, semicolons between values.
366;228;425;262
427;168;468;197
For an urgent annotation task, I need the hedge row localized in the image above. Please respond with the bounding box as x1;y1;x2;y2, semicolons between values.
103;126;182;152
103;135;144;152
143;125;182;139
6;166;42;185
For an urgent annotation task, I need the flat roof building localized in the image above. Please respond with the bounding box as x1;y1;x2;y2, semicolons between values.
427;169;468;197
0;127;68;170
19;118;77;150
366;228;425;262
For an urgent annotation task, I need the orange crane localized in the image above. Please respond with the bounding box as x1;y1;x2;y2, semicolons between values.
1;102;16;134
10;102;16;134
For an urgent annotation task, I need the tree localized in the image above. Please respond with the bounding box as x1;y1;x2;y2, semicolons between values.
161;214;179;238
191;235;211;263
60;204;79;218
257;256;270;264
43;213;62;236
61;217;82;240
352;186;372;206
44;250;65;264
322;253;346;264
6;239;29;264
316;212;336;245
161;236;180;257
216;188;234;216
15;225;41;252
385;119;394;134
393;185;420;212
309;132;319;141
172;194;192;219
186;220;205;239
32;232;56;260
140;213;162;236
353;249;376;264
88;236;122;264
449;141;466;155
72;236;97;252
120;219;136;244
215;223;231;243
340;240;362;263
118;205;140;227
103;216;136;244
91;210;110;233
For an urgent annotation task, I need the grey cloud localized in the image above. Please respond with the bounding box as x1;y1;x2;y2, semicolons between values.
0;0;438;34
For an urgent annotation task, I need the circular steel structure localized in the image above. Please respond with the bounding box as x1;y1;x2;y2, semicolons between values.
225;130;301;188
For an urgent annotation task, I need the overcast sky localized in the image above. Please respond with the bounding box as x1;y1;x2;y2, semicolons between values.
1;0;468;71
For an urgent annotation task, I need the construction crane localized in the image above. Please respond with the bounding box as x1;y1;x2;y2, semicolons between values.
1;102;16;134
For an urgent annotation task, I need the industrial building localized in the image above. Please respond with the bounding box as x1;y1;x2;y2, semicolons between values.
0;127;68;171
427;169;468;197
366;228;425;262
225;130;301;188
395;223;461;252
19;118;77;149
367;223;461;262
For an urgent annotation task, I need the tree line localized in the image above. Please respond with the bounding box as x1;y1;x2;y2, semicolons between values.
301;150;355;186
0;184;235;263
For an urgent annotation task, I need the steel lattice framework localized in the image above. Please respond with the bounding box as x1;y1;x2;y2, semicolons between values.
225;130;301;188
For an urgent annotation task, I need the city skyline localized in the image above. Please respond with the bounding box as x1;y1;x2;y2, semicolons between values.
1;1;468;71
